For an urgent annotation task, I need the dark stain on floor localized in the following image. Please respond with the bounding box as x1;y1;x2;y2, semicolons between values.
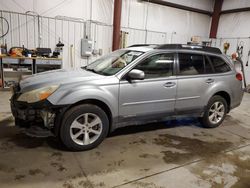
63;182;75;188
28;169;46;176
107;159;125;167
132;181;165;188
153;134;233;164
139;153;159;159
0;163;15;173
231;155;250;188
7;133;45;149
50;162;67;172
15;174;26;180
190;152;250;188
129;138;147;145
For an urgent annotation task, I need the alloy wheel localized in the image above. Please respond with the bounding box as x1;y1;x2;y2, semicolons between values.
70;113;103;145
208;101;225;124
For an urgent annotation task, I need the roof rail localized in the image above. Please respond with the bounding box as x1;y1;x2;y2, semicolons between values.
155;44;222;54
128;44;158;48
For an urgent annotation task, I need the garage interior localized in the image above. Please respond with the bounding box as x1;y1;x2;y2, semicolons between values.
0;0;250;188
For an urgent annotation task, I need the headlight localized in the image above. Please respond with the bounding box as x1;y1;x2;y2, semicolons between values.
17;85;59;103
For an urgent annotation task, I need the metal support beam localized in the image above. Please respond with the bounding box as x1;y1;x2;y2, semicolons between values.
209;0;224;39
221;7;250;14
141;0;212;16
112;0;122;51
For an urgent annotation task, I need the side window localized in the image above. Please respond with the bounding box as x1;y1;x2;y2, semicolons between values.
178;53;204;75
134;53;174;79
204;56;214;74
208;56;231;73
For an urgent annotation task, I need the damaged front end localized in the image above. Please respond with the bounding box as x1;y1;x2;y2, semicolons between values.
10;84;63;137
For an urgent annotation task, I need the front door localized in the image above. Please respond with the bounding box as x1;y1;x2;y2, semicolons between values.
119;53;177;121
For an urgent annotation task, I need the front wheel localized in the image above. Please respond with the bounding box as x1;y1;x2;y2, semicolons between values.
60;104;109;151
200;95;227;128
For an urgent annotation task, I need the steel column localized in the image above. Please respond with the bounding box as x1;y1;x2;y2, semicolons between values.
112;0;122;51
209;0;224;39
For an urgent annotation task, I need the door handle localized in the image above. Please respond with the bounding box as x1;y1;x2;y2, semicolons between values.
164;82;176;88
206;78;214;84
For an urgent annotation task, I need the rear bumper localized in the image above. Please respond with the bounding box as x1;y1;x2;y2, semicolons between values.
230;89;244;111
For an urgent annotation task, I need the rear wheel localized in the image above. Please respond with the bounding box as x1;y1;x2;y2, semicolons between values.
200;95;227;128
60;104;109;151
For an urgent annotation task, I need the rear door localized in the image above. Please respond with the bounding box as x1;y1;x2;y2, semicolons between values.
175;52;215;114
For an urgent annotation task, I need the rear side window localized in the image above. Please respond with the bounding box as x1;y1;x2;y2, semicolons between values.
178;53;204;75
208;56;231;73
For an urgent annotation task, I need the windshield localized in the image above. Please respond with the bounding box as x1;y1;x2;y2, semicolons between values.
84;50;144;75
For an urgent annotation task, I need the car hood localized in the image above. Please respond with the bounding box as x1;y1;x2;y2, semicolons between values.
19;67;104;92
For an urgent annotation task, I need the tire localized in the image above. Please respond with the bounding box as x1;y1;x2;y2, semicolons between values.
200;95;228;128
60;104;109;151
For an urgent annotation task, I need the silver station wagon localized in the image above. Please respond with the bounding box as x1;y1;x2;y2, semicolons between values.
10;44;244;151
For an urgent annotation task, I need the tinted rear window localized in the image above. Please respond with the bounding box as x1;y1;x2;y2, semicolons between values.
178;53;204;75
208;56;231;73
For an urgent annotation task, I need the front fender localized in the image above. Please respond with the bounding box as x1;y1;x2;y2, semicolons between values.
47;85;119;117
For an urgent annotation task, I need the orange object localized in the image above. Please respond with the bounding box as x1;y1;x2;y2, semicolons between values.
39;92;51;100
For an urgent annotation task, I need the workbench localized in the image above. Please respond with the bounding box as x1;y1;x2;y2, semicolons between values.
0;56;62;89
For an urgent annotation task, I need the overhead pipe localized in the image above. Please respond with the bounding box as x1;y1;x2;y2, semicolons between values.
112;0;122;51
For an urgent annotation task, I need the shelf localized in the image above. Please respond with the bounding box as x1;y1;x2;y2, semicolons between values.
1;56;62;89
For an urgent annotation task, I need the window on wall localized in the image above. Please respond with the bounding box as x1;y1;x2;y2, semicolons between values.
178;53;204;75
208;56;231;73
134;53;174;79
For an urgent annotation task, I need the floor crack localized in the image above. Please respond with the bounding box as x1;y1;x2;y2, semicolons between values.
112;143;250;188
73;153;95;188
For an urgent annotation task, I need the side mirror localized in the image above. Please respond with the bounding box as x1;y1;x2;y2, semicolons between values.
127;69;145;80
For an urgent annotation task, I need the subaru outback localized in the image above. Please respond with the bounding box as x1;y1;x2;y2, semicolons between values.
10;44;244;151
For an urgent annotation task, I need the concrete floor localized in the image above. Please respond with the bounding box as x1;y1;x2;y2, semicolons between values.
0;91;250;188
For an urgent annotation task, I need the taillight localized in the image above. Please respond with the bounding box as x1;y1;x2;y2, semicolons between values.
236;73;243;81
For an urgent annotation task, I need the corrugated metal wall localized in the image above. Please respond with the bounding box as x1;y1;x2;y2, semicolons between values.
0;9;188;68
0;10;113;68
0;0;213;69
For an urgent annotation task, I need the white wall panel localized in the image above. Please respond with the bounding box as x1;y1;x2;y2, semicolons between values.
92;0;113;25
163;0;214;11
121;0;211;46
127;0;147;29
189;12;211;38
217;12;250;38
146;31;167;44
222;0;250;11
147;3;188;32
36;0;91;20
121;27;146;46
0;0;34;13
0;0;212;69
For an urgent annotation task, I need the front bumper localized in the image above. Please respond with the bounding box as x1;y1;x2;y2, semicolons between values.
10;85;59;128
